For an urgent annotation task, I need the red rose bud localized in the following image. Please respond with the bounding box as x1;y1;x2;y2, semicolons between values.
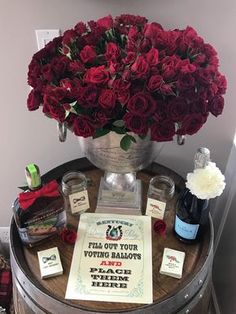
153;219;167;236
97;15;113;30
60;228;77;245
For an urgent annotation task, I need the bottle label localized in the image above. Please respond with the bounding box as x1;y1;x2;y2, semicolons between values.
175;215;199;240
69;190;90;214
18;205;67;245
146;198;166;219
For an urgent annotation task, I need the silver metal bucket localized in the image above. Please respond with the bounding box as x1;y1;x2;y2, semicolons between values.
79;132;162;174
57;124;184;213
79;132;164;212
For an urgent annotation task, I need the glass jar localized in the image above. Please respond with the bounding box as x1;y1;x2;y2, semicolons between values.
146;175;175;220
61;171;90;215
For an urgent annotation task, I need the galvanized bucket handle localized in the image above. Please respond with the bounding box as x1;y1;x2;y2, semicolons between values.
57;122;67;142
177;135;185;145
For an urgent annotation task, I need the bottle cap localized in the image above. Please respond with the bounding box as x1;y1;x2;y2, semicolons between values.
25;164;41;190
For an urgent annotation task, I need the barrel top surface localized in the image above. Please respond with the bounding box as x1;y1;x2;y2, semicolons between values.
10;158;213;313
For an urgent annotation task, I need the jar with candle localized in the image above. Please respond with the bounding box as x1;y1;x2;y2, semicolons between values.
61;171;90;216
146;175;175;220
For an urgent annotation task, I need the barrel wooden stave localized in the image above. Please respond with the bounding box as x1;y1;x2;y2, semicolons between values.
10;158;213;314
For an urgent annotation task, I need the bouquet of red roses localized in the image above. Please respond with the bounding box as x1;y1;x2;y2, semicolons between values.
27;14;226;149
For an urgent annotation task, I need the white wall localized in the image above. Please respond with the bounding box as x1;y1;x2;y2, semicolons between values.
0;0;235;226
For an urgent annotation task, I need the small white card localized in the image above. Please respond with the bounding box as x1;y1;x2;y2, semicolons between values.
146;197;166;219
69;190;90;214
159;248;185;279
37;247;63;279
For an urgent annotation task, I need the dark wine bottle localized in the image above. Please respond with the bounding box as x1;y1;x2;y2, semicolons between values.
174;148;210;243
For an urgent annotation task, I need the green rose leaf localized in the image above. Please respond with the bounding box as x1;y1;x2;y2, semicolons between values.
129;135;137;143
113;120;125;127
93;128;110;139
120;134;136;151
111;125;126;134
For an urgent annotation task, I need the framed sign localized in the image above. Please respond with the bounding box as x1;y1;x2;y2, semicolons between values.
65;213;153;304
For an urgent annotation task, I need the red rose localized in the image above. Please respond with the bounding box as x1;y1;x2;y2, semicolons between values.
140;38;152;53
73;116;95;137
122;69;131;81
51;56;69;77
206;82;218;99
105;42;120;60
208;95;224;117
160;84;173;95
97;15;113;29
42;64;53;81
62;29;77;45
151;120;175;141
117;90;130;105
49;86;67;101
158;30;180;55
27;59;41;87
153;100;169;122
178;59;196;74
60;228;77;245
177;113;207;135
27;90;42;111
203;43;217;59
112;78;130;91
69;61;85;74
146;48;159;66
215;74;227;94
84;66;109;84
162;65;176;81
74;21;87;35
177;73;195;90
128;26;140;41
144;22;163;39
115;14;147;29
131;56;149;78
108;61;122;75
60;78;83;99
127;92;156;117
126;41;137;52
98;89;116;109
161;55;180;80
43;95;65;122
32;44;53;61
168;97;189;121
196;68;214;86
178;26;198;52
193;53;206;66
191;99;208;114
81;84;99;107
80;45;97;63
123;52;136;64
92;110;109;127
147;75;163;91
153;219;166;236
124;113;148;135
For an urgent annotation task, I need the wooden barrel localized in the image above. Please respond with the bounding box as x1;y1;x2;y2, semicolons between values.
10;158;213;314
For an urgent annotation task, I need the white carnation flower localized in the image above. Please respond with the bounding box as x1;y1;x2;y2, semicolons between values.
186;162;226;199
